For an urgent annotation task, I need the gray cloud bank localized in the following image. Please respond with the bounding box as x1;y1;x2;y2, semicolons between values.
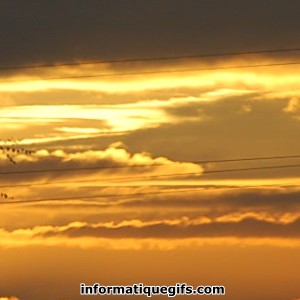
1;0;300;69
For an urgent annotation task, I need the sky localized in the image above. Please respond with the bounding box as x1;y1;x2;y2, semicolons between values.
0;1;300;300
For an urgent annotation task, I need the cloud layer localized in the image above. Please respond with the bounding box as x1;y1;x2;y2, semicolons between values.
1;0;300;68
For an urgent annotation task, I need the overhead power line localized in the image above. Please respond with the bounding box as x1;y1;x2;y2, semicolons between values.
1;163;300;189
2;61;300;83
1;47;300;71
68;163;300;181
0;181;296;205
0;188;201;205
2;179;300;206
1;153;300;176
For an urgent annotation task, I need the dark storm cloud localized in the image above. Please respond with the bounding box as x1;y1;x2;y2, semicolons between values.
1;0;300;68
121;97;300;165
17;94;300;182
28;95;300;180
40;217;300;239
1;185;299;230
119;188;300;216
165;93;259;118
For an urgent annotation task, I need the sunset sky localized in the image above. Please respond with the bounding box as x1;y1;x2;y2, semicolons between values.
1;1;300;300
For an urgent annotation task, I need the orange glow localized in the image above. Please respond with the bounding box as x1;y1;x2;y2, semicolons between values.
1;56;300;300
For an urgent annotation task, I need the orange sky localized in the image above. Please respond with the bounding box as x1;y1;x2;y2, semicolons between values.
1;58;300;300
1;2;300;300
